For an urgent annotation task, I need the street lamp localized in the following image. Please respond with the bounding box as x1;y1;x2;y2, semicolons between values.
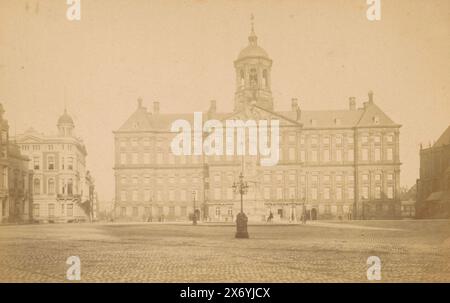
232;172;249;238
192;190;197;225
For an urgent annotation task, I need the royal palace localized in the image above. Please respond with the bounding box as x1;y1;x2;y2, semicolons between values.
114;26;401;222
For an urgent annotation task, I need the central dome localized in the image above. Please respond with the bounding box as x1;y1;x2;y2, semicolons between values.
236;25;270;61
237;44;269;60
57;109;74;125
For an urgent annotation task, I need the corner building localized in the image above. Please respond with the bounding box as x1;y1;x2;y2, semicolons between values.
14;110;94;223
114;27;401;222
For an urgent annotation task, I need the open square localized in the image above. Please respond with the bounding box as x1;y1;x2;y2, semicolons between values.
0;220;449;282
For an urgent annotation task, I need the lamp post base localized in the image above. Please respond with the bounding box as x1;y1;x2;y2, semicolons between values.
235;212;249;239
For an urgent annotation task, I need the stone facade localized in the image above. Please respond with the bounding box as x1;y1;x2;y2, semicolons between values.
113;27;401;222
0;104;33;223
13;110;95;223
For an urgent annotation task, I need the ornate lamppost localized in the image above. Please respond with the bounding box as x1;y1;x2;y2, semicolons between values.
232;172;249;238
192;190;197;225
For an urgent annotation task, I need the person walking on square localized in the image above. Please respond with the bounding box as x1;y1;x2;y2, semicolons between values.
267;211;273;223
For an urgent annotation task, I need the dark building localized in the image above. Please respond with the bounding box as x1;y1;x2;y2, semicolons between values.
416;125;450;218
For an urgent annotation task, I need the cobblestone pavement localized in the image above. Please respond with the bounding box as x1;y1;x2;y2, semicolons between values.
0;220;449;282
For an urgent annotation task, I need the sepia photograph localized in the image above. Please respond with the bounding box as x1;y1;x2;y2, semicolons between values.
0;0;449;290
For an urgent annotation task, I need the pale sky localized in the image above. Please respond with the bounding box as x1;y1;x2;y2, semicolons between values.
1;0;449;202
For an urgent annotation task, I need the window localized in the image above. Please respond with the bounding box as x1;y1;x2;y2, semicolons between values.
143;138;150;146
323;175;330;183
132;207;138;217
48;178;55;194
132;190;138;201
120;191;127;202
335;135;343;145
311;136;318;145
336;150;342;161
67;179;73;195
34;178;40;195
311;188;318;200
157;152;163;164
361;136;368;144
68;157;74;170
311;150;318;162
347;136;354;144
375;174;381;182
322;136;330;145
263;174;271;182
362;174;369;182
132;176;138;184
288;187;296;199
276;188;283;200
132;153;138;164
348;174;355;183
120;153;127;165
144;190;151;201
215;207;221;217
362;186;369;200
228;207;233;216
323;150;330;162
132;139;138;147
299;150;306;162
374;135;381;143
348;187;354;200
387;187;394;199
335;175;342;183
374;148;381;161
47;156;55;170
387;173;394;181
375;186;381;199
120;140;127;148
33;204;40;217
362;149;369;161
120;207;126;217
311;175;318;184
33;157;40;170
300;136;306;145
121;176;127;184
324;188;330;200
169;190;175;201
336;188;342;201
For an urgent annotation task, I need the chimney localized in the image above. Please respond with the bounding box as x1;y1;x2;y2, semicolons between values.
137;97;143;108
291;98;298;111
368;90;374;103
349;97;356;111
209;99;217;114
153;101;160;114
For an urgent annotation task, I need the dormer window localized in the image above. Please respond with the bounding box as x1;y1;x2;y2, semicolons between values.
240;70;245;87
310;119;317;126
373;116;380;124
334;118;341;126
262;69;268;88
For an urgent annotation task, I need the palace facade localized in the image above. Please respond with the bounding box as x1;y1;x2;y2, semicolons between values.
14;110;95;223
114;27;401;222
0;104;33;223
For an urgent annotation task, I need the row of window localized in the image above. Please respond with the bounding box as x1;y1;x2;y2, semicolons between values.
118;146;395;165
119;171;395;187
33;178;76;195
117;133;396;150
31;156;75;171
21;144;73;152
32;203;74;217
119;184;395;203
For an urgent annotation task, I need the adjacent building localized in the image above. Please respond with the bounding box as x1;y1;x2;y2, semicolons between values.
113;26;401;222
0;104;33;223
14;110;95;223
416;125;450;219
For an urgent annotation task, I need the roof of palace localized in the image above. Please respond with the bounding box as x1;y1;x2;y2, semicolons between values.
116;98;399;133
